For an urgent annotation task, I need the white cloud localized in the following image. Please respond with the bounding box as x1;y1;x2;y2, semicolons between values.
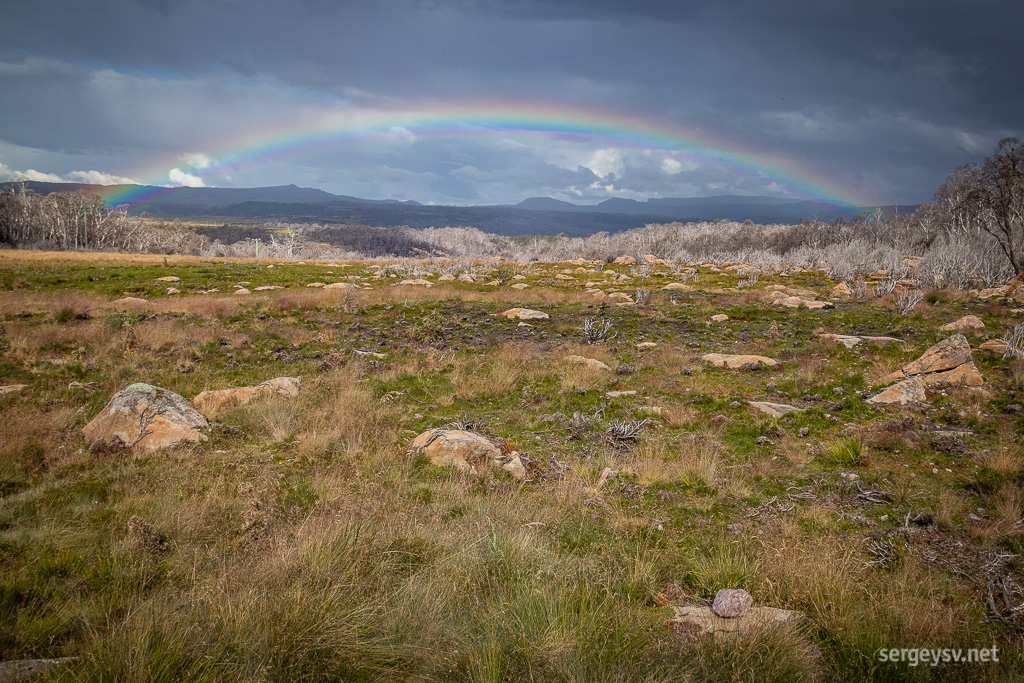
0;162;136;185
661;156;699;175
180;152;212;169
168;168;205;187
66;170;138;185
583;148;624;179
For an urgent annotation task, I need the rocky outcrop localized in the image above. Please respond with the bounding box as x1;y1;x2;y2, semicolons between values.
192;377;301;417
83;383;208;453
407;429;525;480
701;353;779;370
869;334;983;405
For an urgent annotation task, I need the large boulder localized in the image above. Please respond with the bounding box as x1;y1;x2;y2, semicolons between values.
192;377;301;417
407;429;525;480
870;334;984;405
896;334;973;377
83;383;208;452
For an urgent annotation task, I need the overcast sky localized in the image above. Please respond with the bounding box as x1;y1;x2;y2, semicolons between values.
1;0;1021;206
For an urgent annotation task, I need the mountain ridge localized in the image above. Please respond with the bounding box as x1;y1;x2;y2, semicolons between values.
4;181;913;236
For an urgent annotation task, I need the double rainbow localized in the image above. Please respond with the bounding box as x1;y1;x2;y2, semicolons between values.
100;100;871;209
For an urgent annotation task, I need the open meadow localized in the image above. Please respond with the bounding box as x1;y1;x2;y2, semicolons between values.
2;249;1024;681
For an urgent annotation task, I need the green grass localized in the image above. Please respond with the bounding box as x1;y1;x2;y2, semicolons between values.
0;251;1022;680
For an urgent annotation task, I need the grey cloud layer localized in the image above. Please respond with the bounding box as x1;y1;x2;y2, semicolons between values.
0;0;1020;204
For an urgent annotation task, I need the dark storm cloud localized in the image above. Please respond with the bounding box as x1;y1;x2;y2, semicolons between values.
0;0;1020;203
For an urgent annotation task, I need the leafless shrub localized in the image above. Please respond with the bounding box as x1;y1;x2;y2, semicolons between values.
893;287;925;315
1003;323;1024;360
633;289;650;305
604;418;650;442
582;317;616;344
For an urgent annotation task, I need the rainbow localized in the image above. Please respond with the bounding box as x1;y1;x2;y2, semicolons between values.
100;99;873;208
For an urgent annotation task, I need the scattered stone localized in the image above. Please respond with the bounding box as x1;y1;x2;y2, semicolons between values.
396;279;433;287
832;386;845;396
324;282;357;290
165;287;180;295
712;589;754;618
606;390;637;398
830;282;854;298
663;283;693;291
499;308;549;320
155;276;180;282
306;282;326;288
867;377;928;406
701;353;779;370
83;383;209;453
437;273;456;282
798;427;810;437
820;333;904;349
749;401;802;418
254;285;281;291
940;315;985;333
606;292;633;301
979;339;1008;355
192;377;301;417
233;288;251;295
771;296;834;310
353;349;386;359
710;314;729;323
406;429;525;480
563;355;612;371
112;296;150;309
0;384;27;396
510;283;529;290
636;341;658;349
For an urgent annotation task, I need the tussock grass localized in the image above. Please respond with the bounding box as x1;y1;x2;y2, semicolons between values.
2;252;1023;680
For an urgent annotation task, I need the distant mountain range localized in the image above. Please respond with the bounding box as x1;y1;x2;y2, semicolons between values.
5;181;915;236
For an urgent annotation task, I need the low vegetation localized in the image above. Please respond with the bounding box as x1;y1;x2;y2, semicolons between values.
1;246;1024;680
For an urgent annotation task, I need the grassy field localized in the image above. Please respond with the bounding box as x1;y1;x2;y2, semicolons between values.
1;249;1023;681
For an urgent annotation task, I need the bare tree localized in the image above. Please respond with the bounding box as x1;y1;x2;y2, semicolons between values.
936;138;1024;275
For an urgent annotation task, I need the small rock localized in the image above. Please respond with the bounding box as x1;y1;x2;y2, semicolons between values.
798;427;810;437
499;308;549;320
606;390;637;398
701;353;779;370
192;377;301;417
710;314;729;323
0;384;28;396
563;355;611;371
155;276;180;282
749;401;802;418
712;589;754;618
940;315;985;334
